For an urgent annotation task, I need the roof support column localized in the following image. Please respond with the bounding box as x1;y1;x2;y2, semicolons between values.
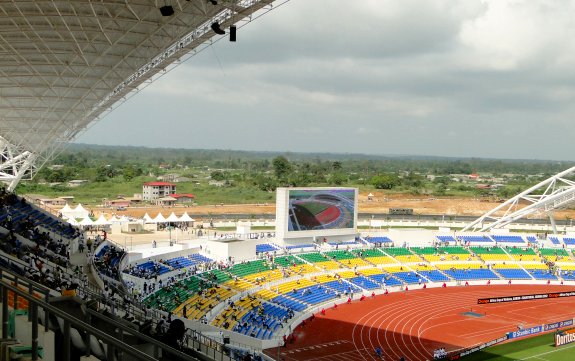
0;137;37;191
548;213;558;234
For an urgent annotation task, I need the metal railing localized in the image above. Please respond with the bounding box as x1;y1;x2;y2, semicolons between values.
0;266;232;361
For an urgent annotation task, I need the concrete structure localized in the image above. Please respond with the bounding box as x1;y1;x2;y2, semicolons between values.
170;193;195;204
142;181;176;201
155;196;177;206
204;238;256;262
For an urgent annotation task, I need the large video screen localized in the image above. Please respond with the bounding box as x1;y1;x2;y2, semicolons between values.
287;189;356;232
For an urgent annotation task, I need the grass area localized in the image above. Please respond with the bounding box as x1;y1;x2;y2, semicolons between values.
215;226;274;231
17;176;276;205
463;332;575;361
17;171;486;207
358;225;442;230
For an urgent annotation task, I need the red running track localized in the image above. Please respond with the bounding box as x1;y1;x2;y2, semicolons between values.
266;284;575;361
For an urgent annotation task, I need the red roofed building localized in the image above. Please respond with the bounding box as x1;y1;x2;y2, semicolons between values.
169;193;195;204
143;181;176;201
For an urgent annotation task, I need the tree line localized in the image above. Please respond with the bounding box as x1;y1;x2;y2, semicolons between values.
18;143;575;200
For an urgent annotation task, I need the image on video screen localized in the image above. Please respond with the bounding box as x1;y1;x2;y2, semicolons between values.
287;189;355;231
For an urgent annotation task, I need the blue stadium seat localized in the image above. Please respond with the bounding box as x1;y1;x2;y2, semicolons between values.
496;268;532;279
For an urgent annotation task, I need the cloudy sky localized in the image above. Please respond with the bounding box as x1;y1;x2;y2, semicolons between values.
76;0;575;161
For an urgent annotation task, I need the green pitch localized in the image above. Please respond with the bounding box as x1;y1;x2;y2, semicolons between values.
297;202;330;215
462;332;575;360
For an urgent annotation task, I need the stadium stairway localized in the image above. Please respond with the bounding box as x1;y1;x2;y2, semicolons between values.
70;251;99;290
423;267;453;282
289;254;317;270
517;262;537;281
487;267;506;281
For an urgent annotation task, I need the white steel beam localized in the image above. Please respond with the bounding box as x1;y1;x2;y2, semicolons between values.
463;165;575;232
0;136;37;191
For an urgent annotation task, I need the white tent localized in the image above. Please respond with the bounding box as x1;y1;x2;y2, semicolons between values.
109;215;122;223
73;204;90;218
179;212;195;222
166;212;180;223
93;214;111;226
62;203;90;219
60;203;76;219
142;213;153;223
79;216;94;226
65;216;79;226
151;212;166;223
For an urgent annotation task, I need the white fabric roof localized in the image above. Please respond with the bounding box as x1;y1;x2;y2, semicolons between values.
61;203;90;219
79;216;94;226
93;214;111;226
142;213;153;223
74;204;88;213
166;212;180;222
179;212;195;222
151;212;166;223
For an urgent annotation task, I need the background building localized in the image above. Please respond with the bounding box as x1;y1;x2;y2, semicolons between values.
142;181;176;201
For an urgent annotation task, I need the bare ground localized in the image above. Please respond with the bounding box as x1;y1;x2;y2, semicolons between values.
88;191;575;221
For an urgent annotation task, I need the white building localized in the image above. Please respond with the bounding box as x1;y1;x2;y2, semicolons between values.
142;181;176;201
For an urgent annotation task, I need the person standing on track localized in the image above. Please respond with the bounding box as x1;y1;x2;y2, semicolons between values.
375;346;384;359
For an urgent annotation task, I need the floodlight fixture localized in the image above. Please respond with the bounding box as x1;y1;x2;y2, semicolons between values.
159;5;174;16
211;22;226;35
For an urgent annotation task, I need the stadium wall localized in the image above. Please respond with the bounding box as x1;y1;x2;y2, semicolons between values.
204;238;257;262
387;229;443;246
124;243;200;264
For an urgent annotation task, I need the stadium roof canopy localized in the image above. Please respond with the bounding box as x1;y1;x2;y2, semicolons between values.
0;0;286;190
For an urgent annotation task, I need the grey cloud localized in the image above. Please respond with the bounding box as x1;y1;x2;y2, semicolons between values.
77;0;575;161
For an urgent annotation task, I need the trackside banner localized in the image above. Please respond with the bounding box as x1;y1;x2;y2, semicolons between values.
453;318;575;358
544;319;574;332
555;328;575;347
507;326;542;340
478;291;575;304
449;336;508;360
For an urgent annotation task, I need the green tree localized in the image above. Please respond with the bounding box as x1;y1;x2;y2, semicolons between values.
123;165;136;181
210;170;226;181
371;174;400;189
253;174;277;192
272;156;291;180
402;172;424;188
46;169;67;182
434;183;447;196
329;172;347;186
95;165;116;182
